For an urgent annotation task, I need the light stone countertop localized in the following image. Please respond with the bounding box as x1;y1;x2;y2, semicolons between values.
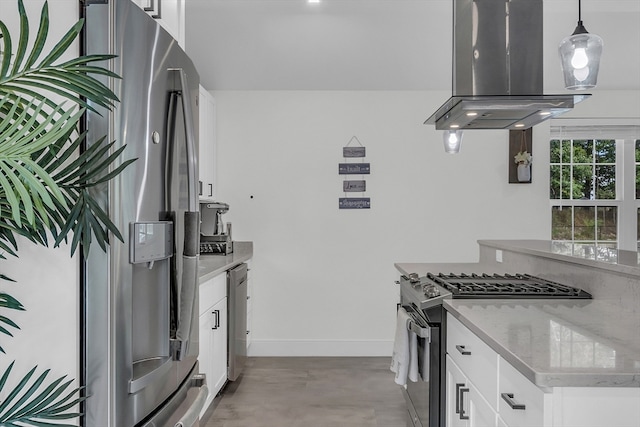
395;261;640;388
198;241;253;282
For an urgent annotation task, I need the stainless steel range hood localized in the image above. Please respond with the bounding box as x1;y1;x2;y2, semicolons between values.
425;0;589;130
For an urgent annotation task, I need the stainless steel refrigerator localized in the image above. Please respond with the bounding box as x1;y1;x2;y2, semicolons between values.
83;1;207;425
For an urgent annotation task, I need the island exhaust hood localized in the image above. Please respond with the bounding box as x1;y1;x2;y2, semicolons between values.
425;0;589;130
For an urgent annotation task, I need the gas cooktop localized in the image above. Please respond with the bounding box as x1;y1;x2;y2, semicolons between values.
400;272;592;310
426;272;592;299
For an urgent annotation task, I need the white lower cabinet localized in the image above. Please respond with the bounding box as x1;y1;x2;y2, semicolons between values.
447;312;640;427
497;357;546;427
446;356;497;427
199;274;228;417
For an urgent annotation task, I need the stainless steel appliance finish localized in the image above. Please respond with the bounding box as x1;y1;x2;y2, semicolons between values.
84;1;206;425
398;272;592;427
227;263;248;381
401;304;443;427
425;0;589;130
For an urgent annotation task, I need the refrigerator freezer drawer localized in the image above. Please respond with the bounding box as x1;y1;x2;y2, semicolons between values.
141;368;208;427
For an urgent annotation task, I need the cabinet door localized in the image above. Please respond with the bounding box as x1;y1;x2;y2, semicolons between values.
198;86;216;199
498;357;544;427
198;309;214;416
468;384;497;427
210;297;228;396
447;355;497;427
446;356;469;427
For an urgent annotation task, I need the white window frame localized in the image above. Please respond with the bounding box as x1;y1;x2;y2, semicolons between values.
549;120;640;253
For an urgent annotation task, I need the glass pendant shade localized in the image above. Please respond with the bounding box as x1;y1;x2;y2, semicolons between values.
443;130;463;154
558;20;603;90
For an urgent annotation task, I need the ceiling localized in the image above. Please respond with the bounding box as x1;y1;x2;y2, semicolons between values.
185;0;640;92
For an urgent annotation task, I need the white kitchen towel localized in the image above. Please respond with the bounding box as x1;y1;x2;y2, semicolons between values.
390;306;419;385
408;331;419;382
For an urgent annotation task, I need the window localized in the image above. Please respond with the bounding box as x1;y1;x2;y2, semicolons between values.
549;125;640;258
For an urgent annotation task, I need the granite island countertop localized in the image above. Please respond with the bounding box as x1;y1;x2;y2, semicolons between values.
395;262;640;388
199;241;253;282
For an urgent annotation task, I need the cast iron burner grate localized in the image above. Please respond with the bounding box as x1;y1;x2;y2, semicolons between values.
426;273;592;299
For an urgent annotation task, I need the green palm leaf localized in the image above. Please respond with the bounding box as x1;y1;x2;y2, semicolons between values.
0;363;84;425
0;0;135;399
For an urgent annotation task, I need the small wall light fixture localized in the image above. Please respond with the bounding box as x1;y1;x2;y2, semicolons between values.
443;130;463;154
558;0;603;90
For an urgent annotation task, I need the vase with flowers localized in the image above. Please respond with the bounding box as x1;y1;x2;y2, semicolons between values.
514;150;533;182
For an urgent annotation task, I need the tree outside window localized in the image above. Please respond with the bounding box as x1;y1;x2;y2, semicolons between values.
550;139;618;252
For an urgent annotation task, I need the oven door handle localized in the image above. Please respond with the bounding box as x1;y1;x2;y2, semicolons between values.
407;318;430;339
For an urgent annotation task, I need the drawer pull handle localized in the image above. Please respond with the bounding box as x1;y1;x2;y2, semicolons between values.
501;392;526;410
455;383;464;414
459;387;469;420
456;345;471;355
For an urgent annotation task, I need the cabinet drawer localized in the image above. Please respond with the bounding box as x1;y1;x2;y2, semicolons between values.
446;313;499;410
498;357;545;427
199;273;226;315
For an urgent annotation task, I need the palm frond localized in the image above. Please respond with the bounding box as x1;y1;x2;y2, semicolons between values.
0;293;24;354
0;362;85;425
0;1;119;116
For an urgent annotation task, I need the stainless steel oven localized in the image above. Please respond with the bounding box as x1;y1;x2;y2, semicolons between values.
400;304;444;427
397;272;592;427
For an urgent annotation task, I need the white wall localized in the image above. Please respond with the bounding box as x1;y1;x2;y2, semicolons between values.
213;90;562;356
0;0;80;390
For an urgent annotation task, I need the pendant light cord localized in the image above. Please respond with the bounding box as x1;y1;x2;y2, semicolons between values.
578;0;582;24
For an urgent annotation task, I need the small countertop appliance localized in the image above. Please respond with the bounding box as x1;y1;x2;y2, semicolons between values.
200;201;233;255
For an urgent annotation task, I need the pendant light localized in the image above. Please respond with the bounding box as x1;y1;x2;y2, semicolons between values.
443;130;463;154
558;0;603;90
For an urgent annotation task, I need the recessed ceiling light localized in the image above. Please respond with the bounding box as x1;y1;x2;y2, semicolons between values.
308;0;321;3
450;124;460;129
539;111;551;116
514;123;525;128
466;112;478;117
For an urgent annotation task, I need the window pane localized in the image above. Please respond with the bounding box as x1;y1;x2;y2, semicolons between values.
550;165;560;198
637;164;640;200
573;165;593;199
597;206;617;241
561;139;571;163
574;206;596;240
552;206;573;240
635;139;640;163
595;139;616;163
550;139;561;163
595;165;616;199
572;140;593;163
561;165;572;199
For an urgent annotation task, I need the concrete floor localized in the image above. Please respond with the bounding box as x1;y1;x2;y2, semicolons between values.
201;357;407;427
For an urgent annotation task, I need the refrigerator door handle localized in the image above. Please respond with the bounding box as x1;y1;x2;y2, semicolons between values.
168;68;198;213
169;68;200;361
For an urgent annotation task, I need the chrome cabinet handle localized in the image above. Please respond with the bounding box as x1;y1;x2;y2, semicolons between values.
456;345;471;355
211;310;220;329
455;383;464;414
501;393;526;410
208;183;213;197
144;0;162;19
459;387;469;420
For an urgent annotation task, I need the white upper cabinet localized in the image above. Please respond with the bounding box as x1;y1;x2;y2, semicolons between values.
131;0;185;48
198;86;216;199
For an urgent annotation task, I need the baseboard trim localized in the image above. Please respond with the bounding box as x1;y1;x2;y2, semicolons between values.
247;340;393;357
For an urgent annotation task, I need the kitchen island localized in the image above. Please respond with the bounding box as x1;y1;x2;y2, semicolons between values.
395;240;640;427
